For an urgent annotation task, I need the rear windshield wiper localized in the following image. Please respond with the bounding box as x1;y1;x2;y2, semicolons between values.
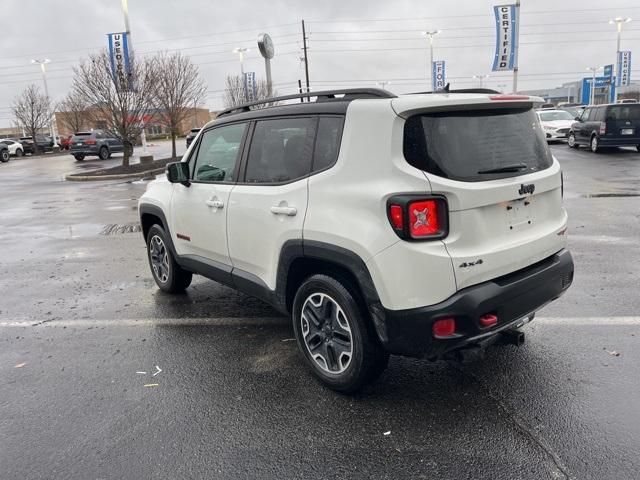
477;163;528;174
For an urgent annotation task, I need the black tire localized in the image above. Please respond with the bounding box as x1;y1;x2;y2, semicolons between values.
636;145;640;153
15;148;24;157
74;154;85;161
567;132;579;149
0;150;9;162
98;146;109;160
292;274;389;394
146;224;192;293
590;135;600;153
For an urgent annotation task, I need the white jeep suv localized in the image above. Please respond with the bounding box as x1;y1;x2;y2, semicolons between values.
139;88;574;393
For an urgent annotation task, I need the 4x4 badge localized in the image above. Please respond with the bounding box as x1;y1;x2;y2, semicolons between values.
518;183;535;195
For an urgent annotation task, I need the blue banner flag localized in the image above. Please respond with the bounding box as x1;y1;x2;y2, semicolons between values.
432;61;446;91
617;51;632;86
492;4;518;71
243;72;257;102
107;32;132;91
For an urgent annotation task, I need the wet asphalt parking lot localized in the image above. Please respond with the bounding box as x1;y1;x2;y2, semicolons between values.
1;142;639;479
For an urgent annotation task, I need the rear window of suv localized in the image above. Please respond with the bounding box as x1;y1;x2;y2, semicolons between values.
606;104;640;121
403;106;553;182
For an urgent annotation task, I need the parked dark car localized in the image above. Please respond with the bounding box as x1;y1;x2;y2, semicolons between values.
568;103;640;153
0;143;9;162
69;130;124;161
185;128;200;148
19;135;53;154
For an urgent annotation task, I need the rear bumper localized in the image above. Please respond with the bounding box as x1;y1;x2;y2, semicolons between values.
374;249;574;358
598;136;640;147
70;146;100;155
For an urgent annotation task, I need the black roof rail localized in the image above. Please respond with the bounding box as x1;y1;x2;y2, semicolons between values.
216;88;396;118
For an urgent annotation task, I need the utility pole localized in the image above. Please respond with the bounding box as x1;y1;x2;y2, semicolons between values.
301;20;310;98
609;17;632;103
31;58;58;149
512;0;521;94
298;79;304;102
377;81;391;90
422;30;441;90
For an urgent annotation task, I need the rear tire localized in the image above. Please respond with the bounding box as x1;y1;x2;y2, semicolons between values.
0;150;9;162
98;146;109;160
146;224;192;293
567;132;579;148
590;135;600;153
292;274;389;394
74;154;85;161
15;148;23;157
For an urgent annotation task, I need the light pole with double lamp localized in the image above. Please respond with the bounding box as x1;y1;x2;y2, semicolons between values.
422;30;441;90
473;74;490;88
609;17;631;102
586;66;603;105
31;58;58;150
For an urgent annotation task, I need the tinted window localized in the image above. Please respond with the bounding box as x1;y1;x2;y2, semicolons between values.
592;107;605;121
192;123;247;183
312;117;344;173
0;140;10;145
606;105;640;121
403;107;553;182
245;117;315;183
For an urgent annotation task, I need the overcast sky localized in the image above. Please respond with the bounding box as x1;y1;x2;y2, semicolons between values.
1;0;639;127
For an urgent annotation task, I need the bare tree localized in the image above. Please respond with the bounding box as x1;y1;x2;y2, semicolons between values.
12;84;51;155
223;75;276;109
154;52;207;160
57;91;89;134
71;50;158;166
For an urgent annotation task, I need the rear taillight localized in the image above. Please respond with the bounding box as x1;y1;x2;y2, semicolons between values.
432;318;456;338
85;139;97;145
599;122;606;135
387;195;448;240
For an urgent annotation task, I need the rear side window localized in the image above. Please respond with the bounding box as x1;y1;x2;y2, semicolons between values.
244;117;315;183
591;107;605;121
606;105;640;121
312;116;344;173
403;107;553;182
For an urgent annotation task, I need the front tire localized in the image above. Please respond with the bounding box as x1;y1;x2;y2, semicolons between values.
74;154;85;161
146;224;192;293
292;274;389;393
0;150;9;162
567;132;579;148
15;148;23;157
98;146;109;160
590;135;600;153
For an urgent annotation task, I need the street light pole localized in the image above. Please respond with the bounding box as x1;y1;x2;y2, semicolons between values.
232;47;250;101
609;17;631;102
377;81;391;90
31;58;58;149
422;30;441;90
473;74;490;88
587;66;602;105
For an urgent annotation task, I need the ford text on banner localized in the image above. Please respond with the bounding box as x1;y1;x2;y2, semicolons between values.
243;72;257;102
107;32;132;91
432;61;446;91
617;51;632;86
492;4;518;71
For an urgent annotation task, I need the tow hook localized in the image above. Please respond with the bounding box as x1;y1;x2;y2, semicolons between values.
500;328;525;347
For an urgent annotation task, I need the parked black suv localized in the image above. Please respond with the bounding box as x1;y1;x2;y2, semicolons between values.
19;135;53;154
69;130;124;161
568;103;640;152
185;128;200;148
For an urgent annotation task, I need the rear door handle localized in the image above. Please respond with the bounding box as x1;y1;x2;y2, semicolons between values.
270;205;297;216
206;199;224;208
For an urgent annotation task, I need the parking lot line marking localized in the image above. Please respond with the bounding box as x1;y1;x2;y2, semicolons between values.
0;317;639;328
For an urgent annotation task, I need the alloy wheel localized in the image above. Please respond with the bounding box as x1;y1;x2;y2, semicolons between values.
300;293;353;374
591;136;598;152
567;133;575;147
149;235;170;283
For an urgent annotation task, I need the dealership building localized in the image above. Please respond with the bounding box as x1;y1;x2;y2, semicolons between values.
521;80;639;105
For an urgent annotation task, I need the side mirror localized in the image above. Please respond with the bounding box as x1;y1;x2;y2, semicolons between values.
166;162;190;186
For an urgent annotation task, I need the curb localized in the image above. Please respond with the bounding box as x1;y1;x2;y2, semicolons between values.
65;166;166;182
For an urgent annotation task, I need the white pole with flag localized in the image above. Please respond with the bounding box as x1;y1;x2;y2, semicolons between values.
512;0;520;93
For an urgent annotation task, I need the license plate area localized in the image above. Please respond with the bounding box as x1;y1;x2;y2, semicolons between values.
621;128;634;135
506;199;532;232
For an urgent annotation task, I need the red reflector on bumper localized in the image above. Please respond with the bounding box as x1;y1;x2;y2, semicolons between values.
432;317;456;338
479;314;498;327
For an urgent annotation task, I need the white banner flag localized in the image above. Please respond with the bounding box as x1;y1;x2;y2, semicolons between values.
492;4;518;71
